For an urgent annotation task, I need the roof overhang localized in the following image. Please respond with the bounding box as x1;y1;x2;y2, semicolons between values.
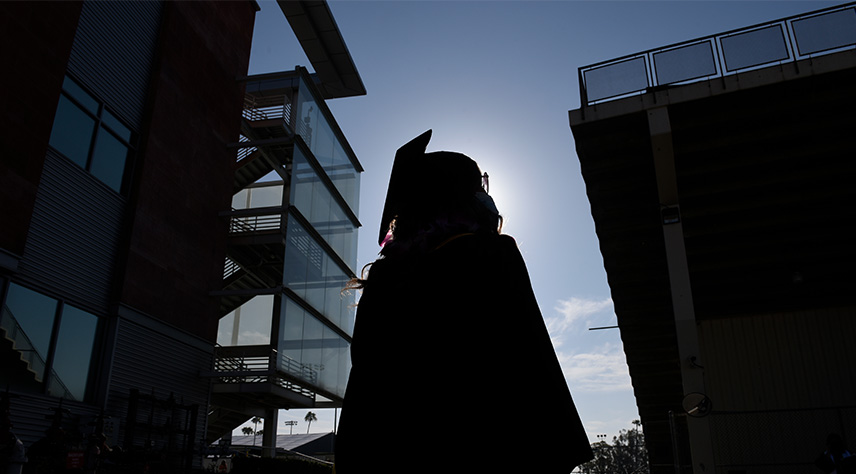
278;0;366;99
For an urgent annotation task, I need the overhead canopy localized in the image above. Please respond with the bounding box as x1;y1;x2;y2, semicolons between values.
278;0;366;99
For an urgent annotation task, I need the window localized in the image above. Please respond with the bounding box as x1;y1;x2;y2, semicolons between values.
0;283;100;401
49;76;134;193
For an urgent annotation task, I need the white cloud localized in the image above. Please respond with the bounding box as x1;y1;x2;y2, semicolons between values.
548;296;614;336
546;296;631;393
557;343;633;393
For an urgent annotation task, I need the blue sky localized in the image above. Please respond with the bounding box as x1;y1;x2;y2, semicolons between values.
244;0;846;442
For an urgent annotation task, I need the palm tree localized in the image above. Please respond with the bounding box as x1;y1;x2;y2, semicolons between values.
241;426;253;437
251;416;262;446
304;412;317;434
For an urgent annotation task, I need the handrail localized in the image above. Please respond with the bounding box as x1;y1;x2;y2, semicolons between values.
223;206;285;234
210;345;318;398
578;2;856;105
235;135;257;163
243;94;292;123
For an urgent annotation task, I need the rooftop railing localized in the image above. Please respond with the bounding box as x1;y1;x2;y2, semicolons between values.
578;3;856;106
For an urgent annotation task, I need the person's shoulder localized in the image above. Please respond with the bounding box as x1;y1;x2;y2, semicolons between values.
497;234;518;247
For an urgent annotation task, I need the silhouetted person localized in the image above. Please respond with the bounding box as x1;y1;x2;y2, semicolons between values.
335;130;593;473
816;434;854;474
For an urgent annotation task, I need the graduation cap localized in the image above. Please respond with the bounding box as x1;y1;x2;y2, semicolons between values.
378;130;486;246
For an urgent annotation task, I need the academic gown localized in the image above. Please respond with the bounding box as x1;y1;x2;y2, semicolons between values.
335;233;593;473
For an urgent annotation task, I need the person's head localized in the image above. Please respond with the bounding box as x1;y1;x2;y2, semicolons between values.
378;131;501;254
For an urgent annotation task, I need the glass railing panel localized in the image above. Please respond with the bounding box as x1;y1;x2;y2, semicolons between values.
578;5;856;106
584;56;649;102
720;24;790;72
792;8;856;56
654;41;717;86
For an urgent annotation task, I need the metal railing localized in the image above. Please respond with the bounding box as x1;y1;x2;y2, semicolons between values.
243;94;292;125
225;207;284;234
211;345;318;399
235;135;257;163
579;3;856;105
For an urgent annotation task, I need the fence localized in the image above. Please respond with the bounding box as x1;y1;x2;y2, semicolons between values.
579;3;856;105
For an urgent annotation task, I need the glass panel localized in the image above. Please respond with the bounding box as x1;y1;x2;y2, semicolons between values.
283;215;355;333
721;25;789;72
654;41;717;85
90;127;129;192
217;312;236;346
310;176;332;230
290;147;358;270
1;284;58;383
232;189;250;210
50;95;96;169
792;9;856;56
304;242;326;313
330;201;357;268
279;282;351;394
62;76;99;114
295;76;361;213
279;297;305;372
583;57;649;102
302;314;323;381
49;305;98;401
328;161;360;215
320;324;339;394
101;109;133;142
283;215;315;298
248;185;284;208
291;148;315;217
218;296;273;346
323;263;351;330
296;84;320;153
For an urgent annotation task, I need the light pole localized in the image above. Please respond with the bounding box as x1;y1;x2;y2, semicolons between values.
284;420;297;435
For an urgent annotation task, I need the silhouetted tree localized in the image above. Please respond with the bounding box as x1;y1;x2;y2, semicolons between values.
580;420;649;474
251;417;262;446
304;412;317;434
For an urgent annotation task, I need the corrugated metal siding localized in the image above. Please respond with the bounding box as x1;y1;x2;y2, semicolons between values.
700;309;856;410
66;0;163;130
17;150;124;313
107;315;211;457
699;309;856;473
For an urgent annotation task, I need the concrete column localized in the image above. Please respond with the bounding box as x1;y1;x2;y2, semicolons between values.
647;106;716;474
262;409;279;458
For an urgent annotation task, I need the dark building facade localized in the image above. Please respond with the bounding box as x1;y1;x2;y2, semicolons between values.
1;0;363;471
570;4;856;474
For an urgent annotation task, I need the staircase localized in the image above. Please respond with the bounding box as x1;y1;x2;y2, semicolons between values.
1;307;45;385
1;307;74;399
206;87;316;438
